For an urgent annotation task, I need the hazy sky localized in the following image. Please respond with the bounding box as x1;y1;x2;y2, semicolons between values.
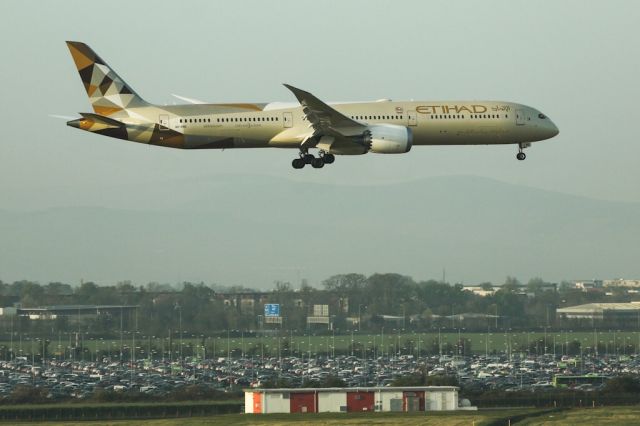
1;1;639;286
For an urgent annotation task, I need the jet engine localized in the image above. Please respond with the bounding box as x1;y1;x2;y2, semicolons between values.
363;124;413;154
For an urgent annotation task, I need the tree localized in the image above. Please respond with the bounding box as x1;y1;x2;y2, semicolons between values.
8;385;49;404
425;375;459;386
19;282;46;307
322;274;367;293
603;375;640;394
501;276;522;293
392;372;426;386
45;282;72;296
480;282;494;291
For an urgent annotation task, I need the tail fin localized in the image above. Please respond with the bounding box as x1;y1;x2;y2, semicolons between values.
66;41;148;117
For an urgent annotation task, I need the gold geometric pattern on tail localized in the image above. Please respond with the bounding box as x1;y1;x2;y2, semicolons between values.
66;41;147;116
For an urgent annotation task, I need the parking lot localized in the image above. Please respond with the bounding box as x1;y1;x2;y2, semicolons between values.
0;347;636;401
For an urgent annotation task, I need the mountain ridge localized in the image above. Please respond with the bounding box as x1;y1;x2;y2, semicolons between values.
0;175;637;286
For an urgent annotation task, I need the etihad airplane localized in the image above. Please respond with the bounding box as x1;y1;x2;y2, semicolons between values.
65;41;559;169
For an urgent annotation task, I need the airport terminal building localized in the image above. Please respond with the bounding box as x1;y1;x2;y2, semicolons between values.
245;386;467;414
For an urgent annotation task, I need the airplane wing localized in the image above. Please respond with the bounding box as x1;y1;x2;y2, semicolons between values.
283;84;366;138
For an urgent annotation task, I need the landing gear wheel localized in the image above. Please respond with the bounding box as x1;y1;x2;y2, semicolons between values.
322;153;335;164
516;152;526;161
311;157;325;168
292;158;305;169
303;154;315;164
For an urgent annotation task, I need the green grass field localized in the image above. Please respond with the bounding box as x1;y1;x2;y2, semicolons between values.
7;330;640;360
517;406;640;425
7;409;537;426
7;407;640;425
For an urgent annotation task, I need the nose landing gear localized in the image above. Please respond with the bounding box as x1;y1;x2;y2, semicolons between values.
516;143;530;161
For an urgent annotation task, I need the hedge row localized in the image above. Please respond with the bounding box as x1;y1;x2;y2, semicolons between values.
0;401;242;421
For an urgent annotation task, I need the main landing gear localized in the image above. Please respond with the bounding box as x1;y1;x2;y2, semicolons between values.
516;143;529;161
291;150;335;169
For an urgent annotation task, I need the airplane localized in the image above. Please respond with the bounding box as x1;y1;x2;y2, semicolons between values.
65;41;559;169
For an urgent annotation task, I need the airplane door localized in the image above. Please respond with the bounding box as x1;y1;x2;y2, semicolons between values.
515;109;525;126
408;111;417;126
283;112;293;128
159;114;170;131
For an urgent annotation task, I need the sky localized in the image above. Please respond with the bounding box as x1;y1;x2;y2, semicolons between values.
0;0;639;286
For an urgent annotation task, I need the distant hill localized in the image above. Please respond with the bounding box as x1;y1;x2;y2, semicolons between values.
0;175;638;287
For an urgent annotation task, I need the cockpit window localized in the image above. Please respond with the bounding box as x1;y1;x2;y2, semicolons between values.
538;113;546;119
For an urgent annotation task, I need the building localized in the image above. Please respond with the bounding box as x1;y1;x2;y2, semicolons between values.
603;279;640;288
3;305;138;321
463;286;497;297
572;280;603;291
556;302;640;321
244;386;469;414
307;304;331;329
0;307;17;316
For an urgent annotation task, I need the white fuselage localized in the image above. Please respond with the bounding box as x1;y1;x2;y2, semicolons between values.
149;100;558;151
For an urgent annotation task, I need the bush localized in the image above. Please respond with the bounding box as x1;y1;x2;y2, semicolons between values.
7;385;50;404
602;375;640;394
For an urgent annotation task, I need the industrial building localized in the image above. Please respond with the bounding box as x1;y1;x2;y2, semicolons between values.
556;302;640;321
0;305;138;321
245;386;466;414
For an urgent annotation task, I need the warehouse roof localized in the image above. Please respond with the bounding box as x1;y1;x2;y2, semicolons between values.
20;305;138;311
557;302;640;313
246;386;458;393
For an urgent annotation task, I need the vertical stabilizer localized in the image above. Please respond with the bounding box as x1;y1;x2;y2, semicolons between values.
66;41;148;116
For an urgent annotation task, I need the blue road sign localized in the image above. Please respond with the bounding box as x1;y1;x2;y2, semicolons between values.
264;304;280;317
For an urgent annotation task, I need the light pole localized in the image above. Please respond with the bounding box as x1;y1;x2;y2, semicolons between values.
358;305;365;332
120;307;124;362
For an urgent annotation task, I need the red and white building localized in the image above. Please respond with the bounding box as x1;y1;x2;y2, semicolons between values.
245;386;465;414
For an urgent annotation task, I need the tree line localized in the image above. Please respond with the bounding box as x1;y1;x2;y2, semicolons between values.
0;274;637;338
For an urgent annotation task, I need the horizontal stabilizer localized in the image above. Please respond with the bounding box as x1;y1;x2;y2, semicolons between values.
79;112;124;126
67;112;124;129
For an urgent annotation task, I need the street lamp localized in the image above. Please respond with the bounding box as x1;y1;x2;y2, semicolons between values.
358;305;366;332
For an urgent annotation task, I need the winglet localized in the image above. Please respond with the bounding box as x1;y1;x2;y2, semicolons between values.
283;83;310;104
172;94;206;104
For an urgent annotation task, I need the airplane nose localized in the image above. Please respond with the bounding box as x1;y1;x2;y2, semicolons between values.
541;118;559;139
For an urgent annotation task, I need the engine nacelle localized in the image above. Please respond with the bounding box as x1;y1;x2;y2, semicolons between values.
366;124;413;154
